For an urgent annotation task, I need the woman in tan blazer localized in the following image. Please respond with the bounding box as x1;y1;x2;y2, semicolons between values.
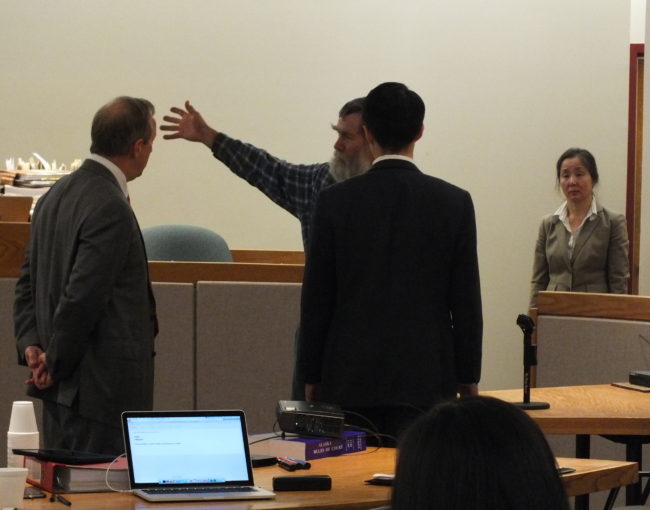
529;148;629;308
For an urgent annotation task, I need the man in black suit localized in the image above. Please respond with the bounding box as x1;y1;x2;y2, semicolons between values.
298;82;482;445
14;96;158;454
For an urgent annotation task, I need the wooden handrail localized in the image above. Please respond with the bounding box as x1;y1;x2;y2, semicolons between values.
537;291;650;321
230;249;304;264
148;261;303;283
0;221;304;283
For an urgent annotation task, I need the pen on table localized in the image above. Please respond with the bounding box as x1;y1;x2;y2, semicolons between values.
287;457;311;468
56;494;72;506
277;456;299;471
286;457;311;469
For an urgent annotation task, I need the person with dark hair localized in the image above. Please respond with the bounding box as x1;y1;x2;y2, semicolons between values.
90;96;156;157
529;147;629;307
392;396;570;510
298;82;483;444
14;96;158;454
160;98;373;249
160;97;373;400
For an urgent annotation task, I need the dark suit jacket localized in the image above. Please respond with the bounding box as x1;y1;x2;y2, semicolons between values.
298;159;482;408
529;206;629;308
14;159;156;429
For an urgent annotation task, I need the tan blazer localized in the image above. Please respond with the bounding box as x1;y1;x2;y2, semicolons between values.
529;206;629;308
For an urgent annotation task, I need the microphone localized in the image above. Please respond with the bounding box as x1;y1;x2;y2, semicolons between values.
513;314;549;410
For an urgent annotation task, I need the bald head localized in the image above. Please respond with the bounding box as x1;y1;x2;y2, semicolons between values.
90;96;155;157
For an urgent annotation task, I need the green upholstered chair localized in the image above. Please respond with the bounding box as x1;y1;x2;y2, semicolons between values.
142;224;233;262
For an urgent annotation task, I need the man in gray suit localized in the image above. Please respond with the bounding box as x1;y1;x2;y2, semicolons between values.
14;96;158;454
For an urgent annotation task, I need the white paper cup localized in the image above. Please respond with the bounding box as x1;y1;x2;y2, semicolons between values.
6;432;39;449
0;467;28;509
8;402;38;434
7;432;39;468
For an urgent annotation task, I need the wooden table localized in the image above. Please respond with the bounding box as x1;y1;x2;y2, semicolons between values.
482;385;650;436
558;457;637;510
21;449;636;510
483;384;650;507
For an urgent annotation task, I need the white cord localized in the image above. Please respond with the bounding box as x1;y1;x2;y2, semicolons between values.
105;452;132;493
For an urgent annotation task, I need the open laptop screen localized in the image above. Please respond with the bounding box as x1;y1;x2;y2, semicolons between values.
122;411;254;488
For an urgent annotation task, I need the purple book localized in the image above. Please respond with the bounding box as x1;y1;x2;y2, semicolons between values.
264;430;366;460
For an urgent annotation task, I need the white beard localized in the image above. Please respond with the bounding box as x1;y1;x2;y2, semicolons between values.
329;151;372;182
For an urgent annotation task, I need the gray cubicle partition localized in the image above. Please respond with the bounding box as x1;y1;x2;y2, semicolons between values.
537;315;650;388
195;281;300;434
536;314;650;508
151;282;195;410
0;278;42;465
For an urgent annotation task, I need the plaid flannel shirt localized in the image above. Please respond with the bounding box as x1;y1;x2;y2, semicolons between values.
212;133;335;249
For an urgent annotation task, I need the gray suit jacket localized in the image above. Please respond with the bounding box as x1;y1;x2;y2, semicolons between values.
14;159;156;429
529;205;629;307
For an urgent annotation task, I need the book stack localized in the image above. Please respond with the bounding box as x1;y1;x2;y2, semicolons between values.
13;169;70;188
250;430;366;461
0;170;16;185
24;456;129;493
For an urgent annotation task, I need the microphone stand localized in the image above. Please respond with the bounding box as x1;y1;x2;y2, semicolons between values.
513;314;549;410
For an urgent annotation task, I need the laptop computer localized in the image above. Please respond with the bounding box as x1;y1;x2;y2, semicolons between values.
121;410;276;502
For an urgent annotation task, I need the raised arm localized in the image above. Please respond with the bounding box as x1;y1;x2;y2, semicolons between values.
161;101;333;244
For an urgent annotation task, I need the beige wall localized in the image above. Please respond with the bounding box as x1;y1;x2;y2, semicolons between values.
0;0;630;390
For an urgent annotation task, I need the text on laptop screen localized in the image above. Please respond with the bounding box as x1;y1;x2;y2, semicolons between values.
126;415;250;484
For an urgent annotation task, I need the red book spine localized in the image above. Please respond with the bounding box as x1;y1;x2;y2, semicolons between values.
25;457;58;492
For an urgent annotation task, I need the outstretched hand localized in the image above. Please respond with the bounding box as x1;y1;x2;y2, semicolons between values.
160;100;219;147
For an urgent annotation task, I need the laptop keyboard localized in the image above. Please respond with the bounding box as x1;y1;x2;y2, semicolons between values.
144;487;256;495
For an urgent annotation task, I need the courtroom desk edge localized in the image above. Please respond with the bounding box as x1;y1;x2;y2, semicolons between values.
21;451;638;509
0;220;306;282
231;249;305;265
557;457;638;496
482;385;650;436
147;261;304;284
536;291;650;321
